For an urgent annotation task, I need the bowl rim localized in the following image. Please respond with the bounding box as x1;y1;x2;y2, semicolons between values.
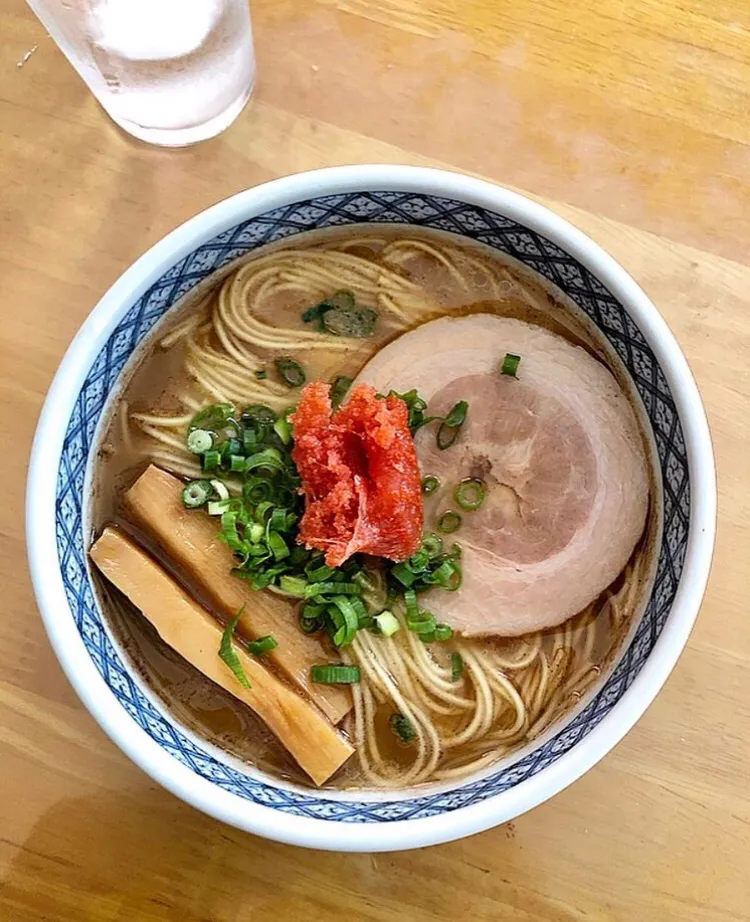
25;164;716;851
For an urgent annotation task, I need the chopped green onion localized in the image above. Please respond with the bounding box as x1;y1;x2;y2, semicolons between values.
404;589;419;621
229;454;247;473
210;479;230;501
300;602;325;634
305;581;361;599
454;478;486;511
201;449;221;472
375;610;400;637
243;478;273;505
241;404;277;426
311;664;361;684
273;415;292;445
427;559;462;591
391;561;417;588
436;401;468;450
267;531;289;560
221;510;240;544
408;615;437;635
389;713;416;743
451;652;464;681
218;607;251;689
275;358;306;387
221;437;242;460
181;480;213;508
330;375;353;408
421;475;440;494
443;400;468;428
300;616;322;634
434;623;454;642
249;522;265;543
307;563;335;582
208;499;232;516
501;353;521;377
278;575;307;597
254;369;267;380
244;448;286;474
436;423;460;450
186;429;213;454
421;533;444;558
268;507;288;533
255;501;274;522
438;510;462;534
408;549;430;573
389;388;433;434
329;595;359;647
246;635;278;656
190;403;235;433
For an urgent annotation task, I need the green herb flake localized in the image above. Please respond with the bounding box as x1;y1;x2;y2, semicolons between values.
219;606;251;689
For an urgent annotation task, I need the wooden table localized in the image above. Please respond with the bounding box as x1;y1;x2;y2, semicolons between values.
1;0;748;918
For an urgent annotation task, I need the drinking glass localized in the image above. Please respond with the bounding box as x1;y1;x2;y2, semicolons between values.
26;0;256;146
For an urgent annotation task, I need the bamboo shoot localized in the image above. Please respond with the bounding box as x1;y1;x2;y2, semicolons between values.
90;527;354;786
124;465;351;724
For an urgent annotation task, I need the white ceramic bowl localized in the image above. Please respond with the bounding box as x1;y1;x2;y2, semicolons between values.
26;166;715;851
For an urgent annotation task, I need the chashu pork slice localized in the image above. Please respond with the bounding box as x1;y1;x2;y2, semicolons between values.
354;314;649;637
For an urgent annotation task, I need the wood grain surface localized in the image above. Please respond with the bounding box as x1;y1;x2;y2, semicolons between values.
1;0;749;919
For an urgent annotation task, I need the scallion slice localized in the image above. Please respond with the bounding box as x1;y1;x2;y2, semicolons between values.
247;635;278;656
190;403;236;433
241;404;277;426
278;574;307;597
434;623;454;642
275;358;306;388
306;563;335;583
421;533;443;558
501;352;521;377
408;615;437;635
181;480;213;509
304;581;361;599
375;610;400;637
454;478;486;511
254;369;267;380
330;375;353;408
451;652;464;681
210;479;230;501
218;607;251;689
427;559;462;591
438;510;462;534
389;713;416;743
201;449;221;472
267;531;289;560
329;595;360;647
310;664;361;684
404;589;419;621
186;429;213;454
443;400;468;428
421;475;440;494
391;561;417;588
273;415;292;445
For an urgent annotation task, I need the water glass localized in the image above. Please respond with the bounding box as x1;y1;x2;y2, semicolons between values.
26;0;256;146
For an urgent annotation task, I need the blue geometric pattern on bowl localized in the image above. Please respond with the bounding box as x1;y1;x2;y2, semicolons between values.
56;192;689;822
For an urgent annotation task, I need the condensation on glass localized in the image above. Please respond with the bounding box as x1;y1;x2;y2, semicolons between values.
26;0;255;146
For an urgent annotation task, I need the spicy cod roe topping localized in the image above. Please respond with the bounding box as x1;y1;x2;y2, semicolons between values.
291;382;423;567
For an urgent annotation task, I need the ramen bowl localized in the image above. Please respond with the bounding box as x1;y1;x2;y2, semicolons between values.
26;165;715;851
